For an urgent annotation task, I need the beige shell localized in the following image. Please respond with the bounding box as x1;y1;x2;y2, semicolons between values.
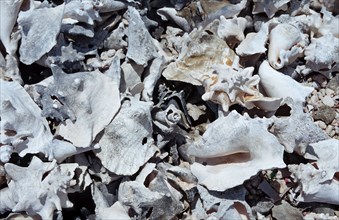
162;28;238;85
200;64;282;112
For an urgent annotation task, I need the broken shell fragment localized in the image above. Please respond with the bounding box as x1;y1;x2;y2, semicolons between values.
50;65;121;148
95;97;158;176
18;4;65;65
289;139;339;205
304;34;339;76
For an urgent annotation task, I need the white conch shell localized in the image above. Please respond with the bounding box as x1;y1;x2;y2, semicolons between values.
18;4;65;65
200;64;282;112
268;23;306;69
0;157;75;219
162;28;238;85
0;0;23;54
304;34;339;75
96;97;158;176
258;60;314;103
289;139;339;205
253;0;291;18
187;111;285;191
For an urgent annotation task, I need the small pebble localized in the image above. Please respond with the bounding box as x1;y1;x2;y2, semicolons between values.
317;121;327;129
322;95;335;107
325;125;334;134
325;88;335;96
317;93;324;100
330;130;335;137
306;104;314;112
320;89;326;96
310;95;318;104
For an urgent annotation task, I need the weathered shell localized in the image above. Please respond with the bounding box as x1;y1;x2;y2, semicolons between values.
18;4;64;64
258;60;314;103
95;97;158;176
268;23;307;69
200;64;282;112
187;111;285;191
162;28;238;85
304;34;339;76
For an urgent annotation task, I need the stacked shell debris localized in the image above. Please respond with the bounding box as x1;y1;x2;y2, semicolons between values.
0;0;339;219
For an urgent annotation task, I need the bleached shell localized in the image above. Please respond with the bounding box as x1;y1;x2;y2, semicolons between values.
1;54;22;84
253;0;291;18
317;7;339;38
0;157;75;219
91;182;130;219
271;98;329;153
305;139;339;178
268;23;306;69
196;185;254;219
0;0;23;55
0;80;53;156
199;0;247;27
126;7;158;66
142;56;167;101
200;64;282;112
236;22;269;56
51;66;120;148
304;34;339;75
18;4;64;65
104;22;128;50
96;0;128;13
162;28;238;85
1;80;97;161
289;140;339;206
187;111;285;191
120;60;143;92
118;166;184;219
63;0;102;25
96;98;157;176
217;16;247;44
258;60;314;103
157;7;191;32
96;201;130;220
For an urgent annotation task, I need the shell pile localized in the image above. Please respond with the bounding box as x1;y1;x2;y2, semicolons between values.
0;0;338;219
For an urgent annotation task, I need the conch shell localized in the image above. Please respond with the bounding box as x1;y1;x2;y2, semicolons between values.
187;111;285;191
200;64;282;112
268;23;307;69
